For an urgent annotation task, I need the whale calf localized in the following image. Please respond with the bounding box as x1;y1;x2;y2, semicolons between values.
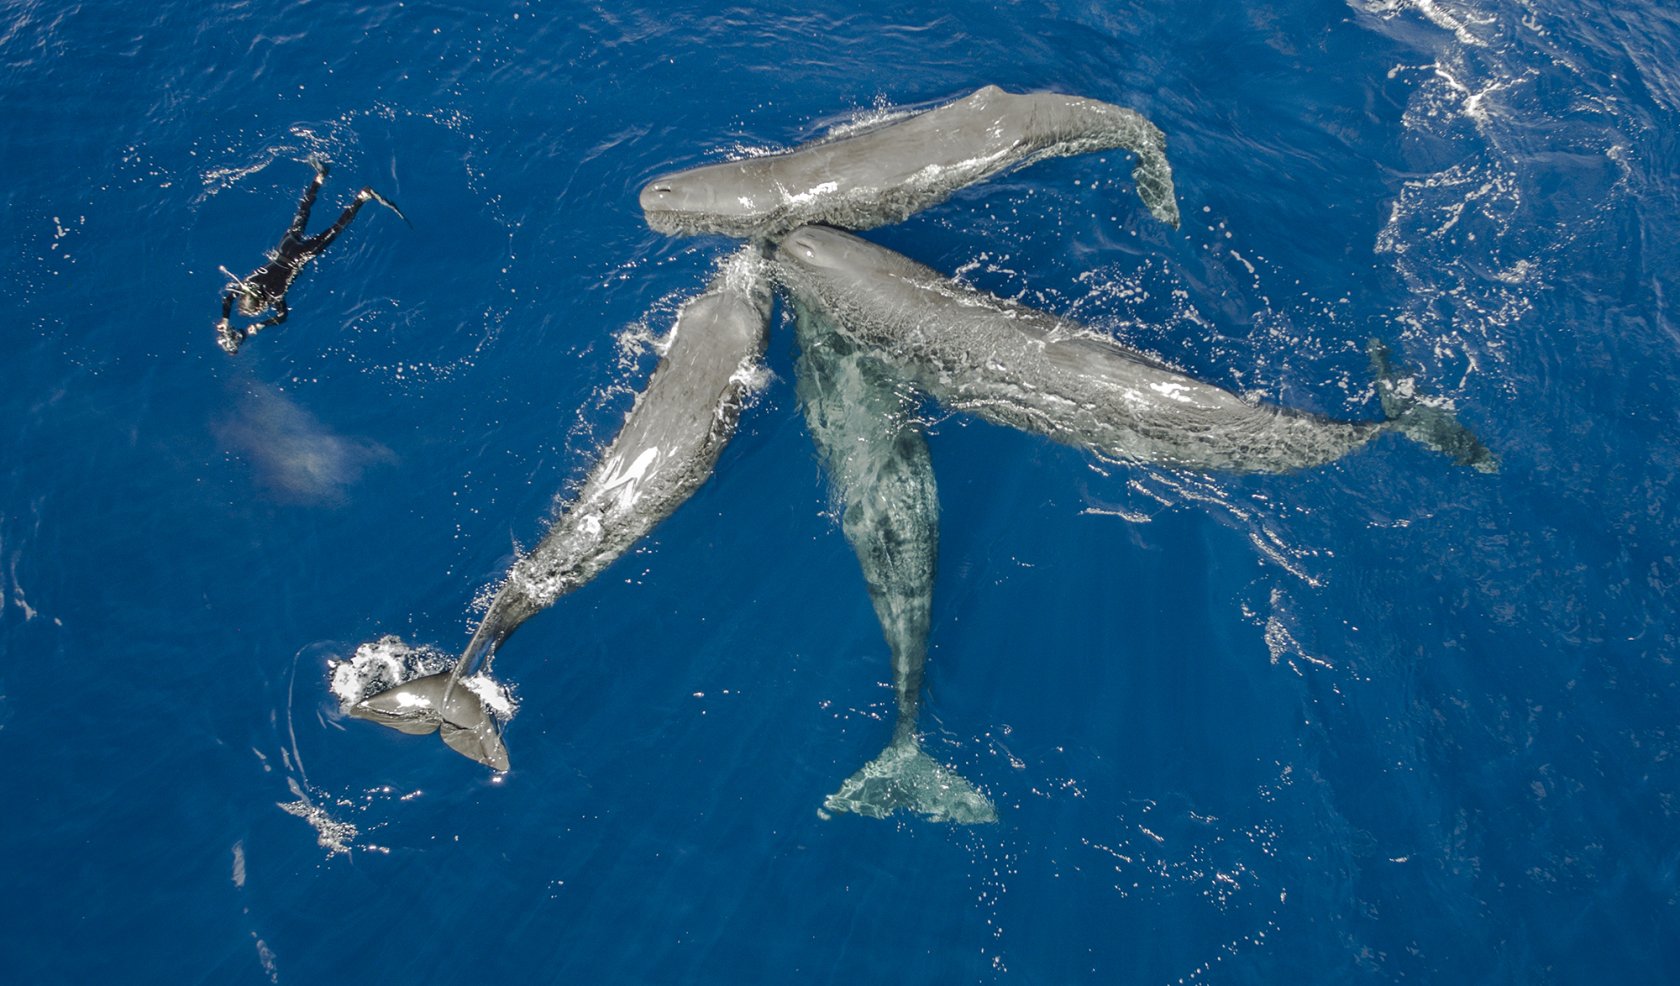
795;312;995;824
640;85;1180;239
350;246;775;768
775;226;1496;475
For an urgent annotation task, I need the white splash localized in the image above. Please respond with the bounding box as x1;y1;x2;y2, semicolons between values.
461;672;517;719
1356;0;1566;383
327;635;518;723
278;778;357;856
327;635;449;709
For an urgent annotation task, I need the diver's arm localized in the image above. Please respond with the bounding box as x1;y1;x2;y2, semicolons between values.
215;294;245;354
249;298;289;331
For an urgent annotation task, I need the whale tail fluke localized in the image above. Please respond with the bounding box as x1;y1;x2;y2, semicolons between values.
821;733;996;824
1368;338;1499;474
1130;125;1180;230
349;670;510;771
1108;109;1180;230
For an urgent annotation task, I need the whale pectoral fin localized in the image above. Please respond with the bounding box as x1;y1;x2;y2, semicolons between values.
821;735;996;825
1368;338;1499;473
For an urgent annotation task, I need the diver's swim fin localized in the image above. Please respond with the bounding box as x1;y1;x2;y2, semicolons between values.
366;188;412;227
1369;338;1499;473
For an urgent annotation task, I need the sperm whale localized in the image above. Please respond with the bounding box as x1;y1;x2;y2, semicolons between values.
795;308;995;824
774;225;1496;475
640;85;1180;239
349;246;774;769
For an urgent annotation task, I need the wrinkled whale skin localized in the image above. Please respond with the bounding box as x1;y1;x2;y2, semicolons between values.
349;246;774;769
774;226;1392;475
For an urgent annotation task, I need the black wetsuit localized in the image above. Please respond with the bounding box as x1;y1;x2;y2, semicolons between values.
217;164;391;354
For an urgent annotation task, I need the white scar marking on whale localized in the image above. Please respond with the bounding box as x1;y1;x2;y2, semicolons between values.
782;180;838;207
1149;381;1195;403
599;446;662;510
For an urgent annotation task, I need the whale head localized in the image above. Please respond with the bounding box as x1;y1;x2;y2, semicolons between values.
639;172;707;214
777;225;854;269
776;225;890;281
640;163;773;236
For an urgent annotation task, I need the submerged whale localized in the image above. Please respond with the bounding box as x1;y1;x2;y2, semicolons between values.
795;310;995;825
640;85;1180;239
775;226;1497;475
350;246;775;769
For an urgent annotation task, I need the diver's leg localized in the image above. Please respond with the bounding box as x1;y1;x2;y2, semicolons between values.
301;190;370;253
284;161;330;241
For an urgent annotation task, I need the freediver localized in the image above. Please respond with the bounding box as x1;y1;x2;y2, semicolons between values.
215;160;407;355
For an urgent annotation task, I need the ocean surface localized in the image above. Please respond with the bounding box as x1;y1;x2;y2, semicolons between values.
4;0;1678;981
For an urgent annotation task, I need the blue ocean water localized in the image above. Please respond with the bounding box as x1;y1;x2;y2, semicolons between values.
4;0;1678;981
